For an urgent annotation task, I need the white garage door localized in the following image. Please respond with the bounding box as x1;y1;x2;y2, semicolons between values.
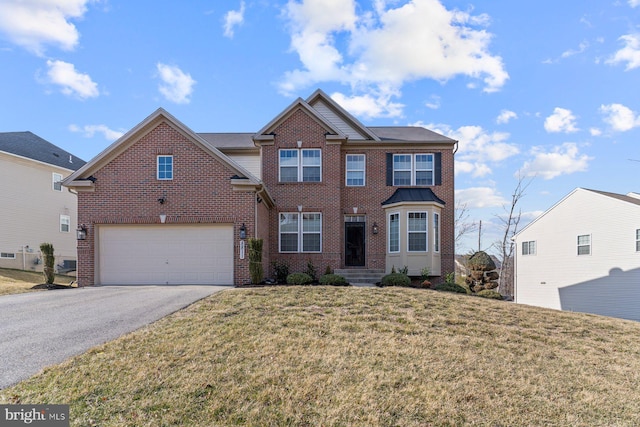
98;225;234;285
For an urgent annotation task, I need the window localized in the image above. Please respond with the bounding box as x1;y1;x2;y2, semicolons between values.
279;213;321;252
0;252;15;259
389;213;400;253
393;154;434;186
522;241;536;256
636;229;640;252
577;235;591;255
346;154;365;186
433;212;440;253
279;149;321;182
157;155;173;180
60;215;70;233
408;212;428;252
52;173;63;191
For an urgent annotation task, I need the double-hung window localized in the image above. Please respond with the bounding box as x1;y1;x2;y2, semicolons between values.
52;173;63;191
408;212;428;252
522;241;536;255
60;215;70;233
393;154;434;186
279;149;321;182
636;229;640;252
433;212;440;253
157;155;173;180
279;213;322;252
577;235;591;255
389;213;400;253
346;154;365;186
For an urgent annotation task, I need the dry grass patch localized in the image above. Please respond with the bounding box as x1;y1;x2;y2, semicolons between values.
2;287;640;426
0;268;74;296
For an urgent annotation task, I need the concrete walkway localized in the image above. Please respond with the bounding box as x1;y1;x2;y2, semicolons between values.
0;285;226;389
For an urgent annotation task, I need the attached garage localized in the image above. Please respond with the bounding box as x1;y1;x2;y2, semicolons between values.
97;224;234;285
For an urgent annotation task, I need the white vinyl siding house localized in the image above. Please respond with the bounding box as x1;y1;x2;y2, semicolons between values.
513;188;640;321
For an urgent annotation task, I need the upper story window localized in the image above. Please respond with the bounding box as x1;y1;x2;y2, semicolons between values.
52;173;63;191
346;154;365;186
393;154;433;186
408;212;428;252
279;149;321;182
60;215;70;233
522;241;536;255
157;155;173;180
636;229;640;252
577;234;591;255
279;212;322;253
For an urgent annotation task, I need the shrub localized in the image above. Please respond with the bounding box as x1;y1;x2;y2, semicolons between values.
381;273;411;287
319;274;349;286
420;267;431;281
272;260;290;284
248;238;263;285
434;282;467;294
304;260;318;282
324;265;333;275
40;242;55;285
398;265;409;275
286;273;313;285
477;289;503;300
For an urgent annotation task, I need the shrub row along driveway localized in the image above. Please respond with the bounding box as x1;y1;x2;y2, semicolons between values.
0;285;226;389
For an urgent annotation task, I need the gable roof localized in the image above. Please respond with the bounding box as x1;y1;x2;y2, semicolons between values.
0;131;85;171
63;108;262;188
514;187;640;238
382;188;446;206
369;126;455;143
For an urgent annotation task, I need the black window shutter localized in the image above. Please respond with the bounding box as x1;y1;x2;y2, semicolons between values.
386;153;393;186
434;152;442;186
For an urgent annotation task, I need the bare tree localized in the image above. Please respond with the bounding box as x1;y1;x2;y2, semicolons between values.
454;201;477;254
493;174;532;297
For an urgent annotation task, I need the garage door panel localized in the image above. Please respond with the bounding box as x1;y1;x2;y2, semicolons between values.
99;225;234;285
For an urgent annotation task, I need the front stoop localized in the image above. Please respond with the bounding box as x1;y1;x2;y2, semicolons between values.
334;269;385;284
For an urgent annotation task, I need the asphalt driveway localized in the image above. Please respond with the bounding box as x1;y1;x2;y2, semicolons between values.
0;285;227;389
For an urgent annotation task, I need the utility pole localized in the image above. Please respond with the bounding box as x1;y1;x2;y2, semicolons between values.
478;220;482;252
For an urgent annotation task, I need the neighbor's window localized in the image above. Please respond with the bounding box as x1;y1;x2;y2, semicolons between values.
157;155;173;180
52;173;63;191
522;241;536;256
408;212;428;252
279;149;321;182
577;234;591;255
389;213;400;253
346;154;365;186
433;212;440;253
279;212;322;253
60;215;70;233
636;229;640;252
0;252;15;259
393;154;434;186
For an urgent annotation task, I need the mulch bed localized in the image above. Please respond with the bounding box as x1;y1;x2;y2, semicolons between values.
30;283;76;290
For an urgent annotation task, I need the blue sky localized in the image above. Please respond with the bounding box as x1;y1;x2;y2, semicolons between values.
1;0;639;254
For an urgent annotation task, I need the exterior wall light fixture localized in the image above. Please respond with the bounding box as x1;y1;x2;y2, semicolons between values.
239;223;247;240
76;224;88;240
372;222;379;235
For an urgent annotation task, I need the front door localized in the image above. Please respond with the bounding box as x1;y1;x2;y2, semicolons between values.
345;222;366;266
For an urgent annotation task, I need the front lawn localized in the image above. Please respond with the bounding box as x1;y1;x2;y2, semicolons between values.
2;286;640;426
0;268;75;296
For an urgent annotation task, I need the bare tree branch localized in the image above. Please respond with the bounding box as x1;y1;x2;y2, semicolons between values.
455;201;477;253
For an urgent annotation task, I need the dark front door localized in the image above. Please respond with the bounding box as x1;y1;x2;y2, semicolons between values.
345;222;366;266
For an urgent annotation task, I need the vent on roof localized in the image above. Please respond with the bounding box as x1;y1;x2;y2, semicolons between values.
69;155;73;164
53;152;59;158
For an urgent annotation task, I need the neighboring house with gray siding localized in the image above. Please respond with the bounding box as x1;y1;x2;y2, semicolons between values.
0;132;85;273
513;188;640;321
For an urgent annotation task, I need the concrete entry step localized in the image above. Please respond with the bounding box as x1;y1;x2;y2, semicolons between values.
334;269;385;284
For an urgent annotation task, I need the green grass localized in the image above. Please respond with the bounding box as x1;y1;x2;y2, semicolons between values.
0;268;75;295
2;286;640;426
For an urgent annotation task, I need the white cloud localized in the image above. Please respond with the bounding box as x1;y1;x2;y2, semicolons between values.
0;0;91;55
331;89;404;118
223;1;246;38
561;40;589;58
629;0;640;7
521;143;592;180
599;103;640;132
496;109;517;124
607;34;640;70
280;0;508;117
156;63;196;104
429;123;519;177
69;124;124;140
544;107;579;133
425;95;441;110
455;187;507;209
589;128;602;136
45;59;99;99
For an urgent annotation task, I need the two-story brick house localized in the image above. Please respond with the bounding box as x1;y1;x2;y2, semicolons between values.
64;89;456;286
